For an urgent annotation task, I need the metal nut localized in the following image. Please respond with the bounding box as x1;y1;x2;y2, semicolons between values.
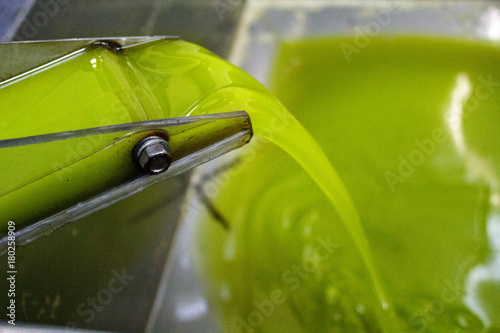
134;136;172;175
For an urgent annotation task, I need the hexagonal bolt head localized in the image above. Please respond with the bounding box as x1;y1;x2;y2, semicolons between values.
134;136;172;175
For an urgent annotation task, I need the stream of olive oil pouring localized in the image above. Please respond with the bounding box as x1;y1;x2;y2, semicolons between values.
0;38;389;319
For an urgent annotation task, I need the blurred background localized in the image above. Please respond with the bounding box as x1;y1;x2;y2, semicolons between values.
2;1;500;332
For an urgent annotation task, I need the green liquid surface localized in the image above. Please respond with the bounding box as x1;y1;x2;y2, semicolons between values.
2;36;499;331
195;36;500;332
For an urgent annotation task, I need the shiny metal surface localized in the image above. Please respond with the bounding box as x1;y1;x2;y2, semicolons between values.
0;1;245;332
0;111;252;252
0;110;248;148
0;36;178;82
135;136;172;175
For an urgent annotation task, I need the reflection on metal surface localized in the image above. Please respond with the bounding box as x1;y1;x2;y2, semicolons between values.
0;111;253;251
0;36;177;82
0;1;246;332
15;0;245;58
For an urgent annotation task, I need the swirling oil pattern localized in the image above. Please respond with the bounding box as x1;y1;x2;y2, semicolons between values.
195;36;500;332
195;140;394;332
1;34;498;331
0;37;385;330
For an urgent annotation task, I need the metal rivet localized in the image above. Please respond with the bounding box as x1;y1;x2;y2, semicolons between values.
134;136;172;175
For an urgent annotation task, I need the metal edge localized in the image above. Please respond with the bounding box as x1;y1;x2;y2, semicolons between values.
0;128;252;254
0;111;249;148
0;36;179;82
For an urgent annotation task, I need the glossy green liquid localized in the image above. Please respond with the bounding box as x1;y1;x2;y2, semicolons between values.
196;36;500;331
1;37;379;308
2;38;383;329
2;36;498;331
